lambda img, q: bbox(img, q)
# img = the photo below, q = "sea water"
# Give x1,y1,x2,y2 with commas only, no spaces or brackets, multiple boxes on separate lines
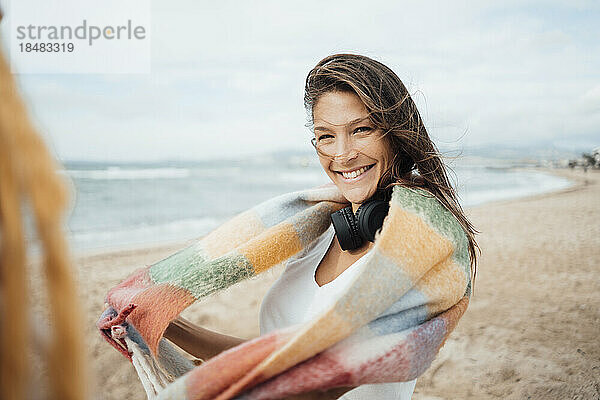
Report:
58,155,573,252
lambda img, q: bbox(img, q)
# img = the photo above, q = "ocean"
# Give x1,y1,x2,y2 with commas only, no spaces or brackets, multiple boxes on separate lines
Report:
59,154,573,252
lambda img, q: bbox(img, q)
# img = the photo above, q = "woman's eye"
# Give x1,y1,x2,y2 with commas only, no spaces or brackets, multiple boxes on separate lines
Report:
317,134,334,141
354,126,372,134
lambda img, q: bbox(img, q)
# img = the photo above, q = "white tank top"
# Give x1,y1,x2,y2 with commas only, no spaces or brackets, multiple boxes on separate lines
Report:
259,223,417,399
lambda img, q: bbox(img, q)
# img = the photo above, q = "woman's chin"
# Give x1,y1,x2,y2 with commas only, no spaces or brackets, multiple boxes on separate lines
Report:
338,186,377,205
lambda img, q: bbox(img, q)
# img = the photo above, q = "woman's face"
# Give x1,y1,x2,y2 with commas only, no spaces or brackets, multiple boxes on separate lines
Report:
312,91,394,208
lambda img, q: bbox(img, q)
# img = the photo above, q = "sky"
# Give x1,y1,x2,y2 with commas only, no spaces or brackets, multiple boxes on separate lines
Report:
1,0,599,162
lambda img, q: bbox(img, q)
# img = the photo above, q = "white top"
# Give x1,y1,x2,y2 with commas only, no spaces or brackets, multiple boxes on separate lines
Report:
259,223,417,399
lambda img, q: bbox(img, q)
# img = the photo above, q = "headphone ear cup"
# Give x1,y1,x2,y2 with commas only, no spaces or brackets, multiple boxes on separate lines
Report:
356,200,390,242
331,206,363,251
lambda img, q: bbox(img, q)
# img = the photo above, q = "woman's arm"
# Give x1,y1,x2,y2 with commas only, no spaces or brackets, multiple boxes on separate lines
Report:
165,317,353,399
163,315,246,360
285,387,354,399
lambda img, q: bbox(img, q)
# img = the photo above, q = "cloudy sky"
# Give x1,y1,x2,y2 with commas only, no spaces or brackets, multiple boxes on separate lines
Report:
1,0,599,161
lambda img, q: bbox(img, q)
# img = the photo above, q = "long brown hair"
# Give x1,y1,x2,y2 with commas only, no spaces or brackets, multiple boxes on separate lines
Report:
304,53,480,284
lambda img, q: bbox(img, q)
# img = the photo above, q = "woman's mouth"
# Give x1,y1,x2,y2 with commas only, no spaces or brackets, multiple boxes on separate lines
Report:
335,164,375,181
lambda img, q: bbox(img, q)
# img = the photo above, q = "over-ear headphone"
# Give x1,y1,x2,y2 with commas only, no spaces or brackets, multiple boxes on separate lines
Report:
331,191,391,251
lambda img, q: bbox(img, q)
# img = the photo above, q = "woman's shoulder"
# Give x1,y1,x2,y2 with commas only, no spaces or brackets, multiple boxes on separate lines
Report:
388,183,469,262
389,183,447,218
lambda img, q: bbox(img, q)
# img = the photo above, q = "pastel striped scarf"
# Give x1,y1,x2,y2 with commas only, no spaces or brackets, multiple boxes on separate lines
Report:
97,182,471,399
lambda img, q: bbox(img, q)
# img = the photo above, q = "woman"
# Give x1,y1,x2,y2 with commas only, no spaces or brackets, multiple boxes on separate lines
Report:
164,54,479,399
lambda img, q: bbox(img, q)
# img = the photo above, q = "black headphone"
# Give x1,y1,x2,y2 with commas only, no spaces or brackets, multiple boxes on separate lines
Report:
331,191,391,251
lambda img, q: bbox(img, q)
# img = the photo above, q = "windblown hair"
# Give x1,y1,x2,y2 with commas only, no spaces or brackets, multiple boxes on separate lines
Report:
304,53,480,283
0,39,87,399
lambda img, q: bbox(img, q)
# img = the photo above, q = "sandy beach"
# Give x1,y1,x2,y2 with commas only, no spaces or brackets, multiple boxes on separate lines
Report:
30,168,599,399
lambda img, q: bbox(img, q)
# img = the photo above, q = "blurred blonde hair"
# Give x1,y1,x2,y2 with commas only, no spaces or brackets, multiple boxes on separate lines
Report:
0,38,87,399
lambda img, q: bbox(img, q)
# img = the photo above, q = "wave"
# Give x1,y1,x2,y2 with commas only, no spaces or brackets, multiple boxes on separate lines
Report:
63,167,191,180
459,171,573,207
67,217,221,251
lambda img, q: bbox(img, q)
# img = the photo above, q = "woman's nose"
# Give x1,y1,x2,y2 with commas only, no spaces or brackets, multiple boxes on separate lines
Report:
333,134,354,155
332,140,359,163
334,151,359,164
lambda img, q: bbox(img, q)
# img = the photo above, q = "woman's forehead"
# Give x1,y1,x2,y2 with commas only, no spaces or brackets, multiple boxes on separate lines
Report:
313,91,370,129
313,116,371,133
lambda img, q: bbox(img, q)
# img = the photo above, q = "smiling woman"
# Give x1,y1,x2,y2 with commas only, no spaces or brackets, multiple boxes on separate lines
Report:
102,53,480,400
258,54,480,399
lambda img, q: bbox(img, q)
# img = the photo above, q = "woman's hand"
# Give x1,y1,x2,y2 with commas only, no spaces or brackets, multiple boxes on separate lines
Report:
163,315,246,361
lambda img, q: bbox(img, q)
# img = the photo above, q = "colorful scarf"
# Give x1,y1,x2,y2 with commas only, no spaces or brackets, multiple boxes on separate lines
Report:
97,182,471,399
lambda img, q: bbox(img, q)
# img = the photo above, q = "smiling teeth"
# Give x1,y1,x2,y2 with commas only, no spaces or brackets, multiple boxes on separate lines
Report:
341,165,372,179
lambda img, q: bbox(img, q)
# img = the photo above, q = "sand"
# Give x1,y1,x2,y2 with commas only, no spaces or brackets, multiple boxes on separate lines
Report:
29,168,600,399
